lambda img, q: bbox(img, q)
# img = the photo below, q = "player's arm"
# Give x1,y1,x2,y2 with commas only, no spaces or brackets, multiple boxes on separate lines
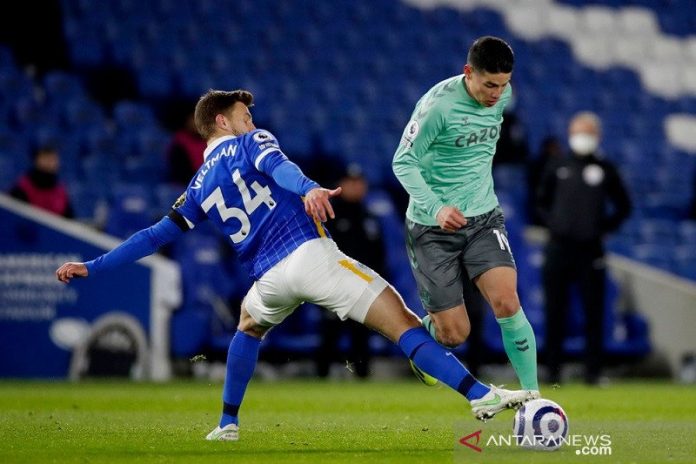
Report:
251,131,341,222
56,216,185,283
392,102,466,230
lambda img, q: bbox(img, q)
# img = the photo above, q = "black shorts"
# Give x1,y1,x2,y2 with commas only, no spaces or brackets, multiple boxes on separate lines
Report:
405,206,516,312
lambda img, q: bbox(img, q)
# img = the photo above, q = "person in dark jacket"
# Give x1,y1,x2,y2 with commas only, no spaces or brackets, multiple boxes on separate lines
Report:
536,111,631,385
526,136,564,225
167,111,207,185
9,145,74,218
316,163,385,378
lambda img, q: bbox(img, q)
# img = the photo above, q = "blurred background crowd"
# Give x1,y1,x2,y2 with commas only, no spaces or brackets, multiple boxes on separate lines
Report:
1,0,695,382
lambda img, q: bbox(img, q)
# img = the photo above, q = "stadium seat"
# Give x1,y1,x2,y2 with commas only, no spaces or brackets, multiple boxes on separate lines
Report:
66,181,106,222
170,305,213,358
673,245,696,280
64,97,106,130
43,71,85,100
113,101,157,130
678,221,696,244
13,95,55,128
631,244,676,272
636,219,677,245
172,232,238,310
104,184,155,239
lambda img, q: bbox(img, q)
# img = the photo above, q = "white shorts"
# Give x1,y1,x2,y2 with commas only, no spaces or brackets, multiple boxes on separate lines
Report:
244,238,388,327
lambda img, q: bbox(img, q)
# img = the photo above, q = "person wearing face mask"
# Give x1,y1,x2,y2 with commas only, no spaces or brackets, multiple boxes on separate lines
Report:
9,145,74,218
535,111,632,385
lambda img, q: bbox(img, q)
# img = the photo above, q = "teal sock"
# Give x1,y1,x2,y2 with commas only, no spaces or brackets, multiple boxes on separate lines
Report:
497,308,539,391
422,314,438,340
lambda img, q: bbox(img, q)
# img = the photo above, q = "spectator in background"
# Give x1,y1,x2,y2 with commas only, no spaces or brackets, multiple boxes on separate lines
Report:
315,163,384,378
526,136,564,225
493,97,529,166
535,111,632,385
9,145,74,218
167,110,207,185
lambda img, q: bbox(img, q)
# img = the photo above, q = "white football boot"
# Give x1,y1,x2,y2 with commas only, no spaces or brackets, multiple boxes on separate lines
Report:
470,385,539,421
206,423,239,441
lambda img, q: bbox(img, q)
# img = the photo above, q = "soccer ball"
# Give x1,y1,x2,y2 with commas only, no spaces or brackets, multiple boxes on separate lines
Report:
513,398,569,451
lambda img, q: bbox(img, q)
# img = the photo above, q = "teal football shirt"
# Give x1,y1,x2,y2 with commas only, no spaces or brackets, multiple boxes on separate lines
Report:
393,74,511,226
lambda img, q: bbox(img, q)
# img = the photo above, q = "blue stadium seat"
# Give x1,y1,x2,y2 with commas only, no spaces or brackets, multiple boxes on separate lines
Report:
154,183,185,213
0,153,23,191
636,219,678,245
170,232,252,355
258,303,322,358
113,101,157,130
65,29,106,68
673,245,696,281
104,183,155,239
515,243,545,328
66,181,105,221
43,71,85,100
82,126,121,158
678,220,696,244
642,193,690,220
137,65,175,98
170,305,212,358
631,244,676,272
0,68,33,101
13,96,55,128
64,97,107,130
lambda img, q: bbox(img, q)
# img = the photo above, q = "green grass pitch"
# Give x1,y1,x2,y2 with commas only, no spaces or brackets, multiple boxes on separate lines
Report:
0,379,694,463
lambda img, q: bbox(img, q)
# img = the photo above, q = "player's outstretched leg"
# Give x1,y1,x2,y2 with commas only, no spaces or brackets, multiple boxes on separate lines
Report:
206,329,260,441
207,306,267,441
364,287,529,421
399,326,533,420
408,315,439,386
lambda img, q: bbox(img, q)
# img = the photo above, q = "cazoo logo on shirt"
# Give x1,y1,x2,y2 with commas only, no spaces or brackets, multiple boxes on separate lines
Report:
455,125,501,147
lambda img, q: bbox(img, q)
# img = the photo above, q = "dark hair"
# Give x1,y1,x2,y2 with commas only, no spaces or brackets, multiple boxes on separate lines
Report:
194,89,254,140
467,36,514,74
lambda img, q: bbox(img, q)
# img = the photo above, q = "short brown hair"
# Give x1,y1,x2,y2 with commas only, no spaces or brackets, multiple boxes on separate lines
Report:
194,89,254,140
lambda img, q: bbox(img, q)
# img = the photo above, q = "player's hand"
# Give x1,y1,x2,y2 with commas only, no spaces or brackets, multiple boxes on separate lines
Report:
436,206,467,232
56,262,88,283
304,187,342,222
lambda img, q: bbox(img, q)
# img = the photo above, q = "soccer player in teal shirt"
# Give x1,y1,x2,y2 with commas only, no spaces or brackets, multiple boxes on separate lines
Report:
393,36,540,398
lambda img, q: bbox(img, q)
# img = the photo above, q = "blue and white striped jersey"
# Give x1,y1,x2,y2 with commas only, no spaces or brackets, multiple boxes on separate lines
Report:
171,129,328,279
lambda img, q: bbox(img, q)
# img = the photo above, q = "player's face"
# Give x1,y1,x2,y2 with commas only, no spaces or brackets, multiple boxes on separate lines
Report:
224,102,256,136
463,64,511,107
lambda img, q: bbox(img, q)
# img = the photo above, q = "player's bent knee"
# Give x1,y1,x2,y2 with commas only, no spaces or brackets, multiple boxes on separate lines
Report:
437,325,470,347
490,294,520,318
238,307,270,338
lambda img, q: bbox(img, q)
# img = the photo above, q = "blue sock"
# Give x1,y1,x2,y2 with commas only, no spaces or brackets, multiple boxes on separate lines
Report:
220,330,261,427
399,327,490,401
